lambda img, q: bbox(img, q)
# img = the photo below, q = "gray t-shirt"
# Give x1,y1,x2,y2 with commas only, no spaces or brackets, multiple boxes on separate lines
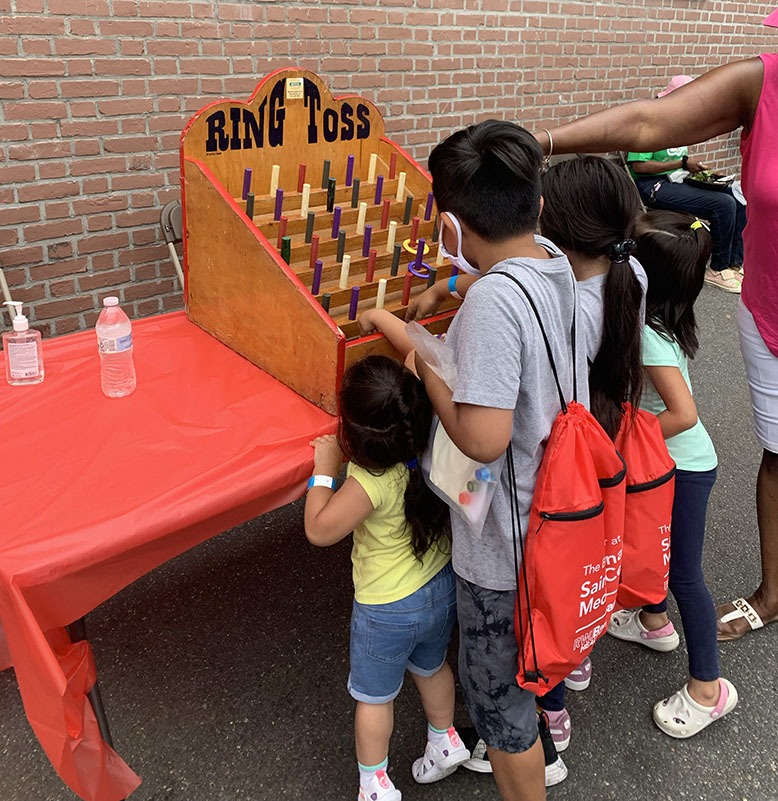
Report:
578,256,648,364
445,236,589,590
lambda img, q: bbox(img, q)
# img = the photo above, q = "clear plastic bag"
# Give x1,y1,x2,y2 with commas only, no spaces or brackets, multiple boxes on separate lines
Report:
406,322,504,536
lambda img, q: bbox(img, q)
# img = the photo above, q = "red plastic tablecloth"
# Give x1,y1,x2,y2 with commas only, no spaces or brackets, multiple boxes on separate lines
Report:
0,312,336,801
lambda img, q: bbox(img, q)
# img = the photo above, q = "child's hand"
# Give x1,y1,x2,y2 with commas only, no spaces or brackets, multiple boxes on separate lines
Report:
311,434,343,475
405,283,445,322
358,308,382,336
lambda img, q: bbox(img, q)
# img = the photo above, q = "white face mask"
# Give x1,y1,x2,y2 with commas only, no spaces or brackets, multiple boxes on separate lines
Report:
438,212,480,275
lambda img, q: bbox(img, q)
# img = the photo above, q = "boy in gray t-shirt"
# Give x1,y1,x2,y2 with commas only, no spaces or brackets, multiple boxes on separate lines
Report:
414,120,585,801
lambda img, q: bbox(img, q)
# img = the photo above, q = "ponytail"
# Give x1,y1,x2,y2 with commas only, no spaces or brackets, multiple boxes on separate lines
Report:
404,460,451,561
589,240,644,439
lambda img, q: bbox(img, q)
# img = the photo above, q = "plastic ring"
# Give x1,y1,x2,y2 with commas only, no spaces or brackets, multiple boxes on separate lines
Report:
408,261,431,279
403,238,430,256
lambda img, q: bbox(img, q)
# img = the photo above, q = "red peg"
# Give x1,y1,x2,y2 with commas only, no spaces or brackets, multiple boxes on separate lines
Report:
402,270,412,305
309,234,320,270
389,152,397,180
381,198,391,229
366,248,377,282
297,163,307,193
410,216,420,247
276,215,288,249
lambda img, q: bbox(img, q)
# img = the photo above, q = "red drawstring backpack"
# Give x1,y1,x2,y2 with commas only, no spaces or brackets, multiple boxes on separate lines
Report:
614,402,676,608
491,272,626,697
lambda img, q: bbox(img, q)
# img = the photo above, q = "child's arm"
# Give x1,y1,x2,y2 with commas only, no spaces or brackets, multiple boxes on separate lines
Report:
414,357,513,463
644,365,699,439
359,309,414,358
405,273,479,322
304,435,374,547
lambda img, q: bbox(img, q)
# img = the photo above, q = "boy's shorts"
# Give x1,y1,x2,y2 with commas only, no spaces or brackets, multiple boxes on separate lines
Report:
348,563,456,704
456,575,538,754
739,300,778,454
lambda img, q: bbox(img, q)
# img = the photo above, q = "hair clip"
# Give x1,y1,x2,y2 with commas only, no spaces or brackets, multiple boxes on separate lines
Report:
690,218,710,232
607,238,637,263
405,457,419,469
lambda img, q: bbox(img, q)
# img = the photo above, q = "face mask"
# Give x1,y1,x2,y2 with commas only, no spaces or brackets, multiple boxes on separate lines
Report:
438,212,480,275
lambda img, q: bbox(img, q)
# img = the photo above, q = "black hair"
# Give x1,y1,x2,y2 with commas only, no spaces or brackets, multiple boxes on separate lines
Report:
635,209,712,359
338,355,450,560
540,155,644,440
428,119,543,241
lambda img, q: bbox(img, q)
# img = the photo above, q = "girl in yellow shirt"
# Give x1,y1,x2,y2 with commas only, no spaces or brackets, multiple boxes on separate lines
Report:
305,354,468,801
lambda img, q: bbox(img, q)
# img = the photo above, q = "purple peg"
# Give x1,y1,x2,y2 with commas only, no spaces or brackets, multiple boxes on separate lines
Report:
242,168,252,201
312,259,323,295
348,285,360,320
362,224,373,258
374,175,384,205
273,188,284,221
346,154,355,187
424,192,434,221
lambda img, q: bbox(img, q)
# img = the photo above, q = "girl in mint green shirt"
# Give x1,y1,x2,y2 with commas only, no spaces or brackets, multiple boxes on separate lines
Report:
608,210,738,738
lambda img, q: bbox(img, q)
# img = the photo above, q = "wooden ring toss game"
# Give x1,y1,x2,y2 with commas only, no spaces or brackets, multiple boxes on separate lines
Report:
180,69,459,414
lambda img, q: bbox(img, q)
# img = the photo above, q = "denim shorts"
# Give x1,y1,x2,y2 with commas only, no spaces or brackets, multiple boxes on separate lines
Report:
456,576,538,754
348,563,456,704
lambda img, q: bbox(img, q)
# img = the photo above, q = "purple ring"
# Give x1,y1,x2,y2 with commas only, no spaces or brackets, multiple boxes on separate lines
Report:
408,261,431,279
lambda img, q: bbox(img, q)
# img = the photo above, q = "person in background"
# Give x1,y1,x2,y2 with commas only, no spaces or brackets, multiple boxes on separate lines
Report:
625,74,746,294
535,25,778,642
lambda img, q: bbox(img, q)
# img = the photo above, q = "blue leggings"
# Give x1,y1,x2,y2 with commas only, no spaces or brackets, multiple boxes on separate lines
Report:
643,467,719,682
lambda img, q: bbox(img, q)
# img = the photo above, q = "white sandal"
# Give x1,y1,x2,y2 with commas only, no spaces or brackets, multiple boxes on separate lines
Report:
717,596,765,641
653,678,738,738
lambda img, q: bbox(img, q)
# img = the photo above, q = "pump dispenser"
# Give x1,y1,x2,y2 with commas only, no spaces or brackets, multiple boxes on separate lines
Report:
3,301,44,385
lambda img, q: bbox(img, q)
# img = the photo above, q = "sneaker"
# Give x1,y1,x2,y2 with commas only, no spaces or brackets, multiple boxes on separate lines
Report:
459,722,568,787
704,267,742,293
537,711,568,787
653,678,738,738
358,768,402,801
411,727,470,784
543,707,571,752
608,608,680,652
459,728,491,774
564,656,592,691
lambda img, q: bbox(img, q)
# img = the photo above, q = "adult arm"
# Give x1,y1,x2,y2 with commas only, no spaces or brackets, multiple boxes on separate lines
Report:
538,58,763,154
630,157,708,175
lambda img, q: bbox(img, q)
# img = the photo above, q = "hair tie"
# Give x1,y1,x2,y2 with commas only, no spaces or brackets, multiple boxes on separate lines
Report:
405,457,419,470
690,218,710,232
607,238,637,263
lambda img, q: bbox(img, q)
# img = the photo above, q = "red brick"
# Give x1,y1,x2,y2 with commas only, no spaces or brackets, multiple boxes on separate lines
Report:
35,295,94,320
78,268,132,292
77,231,130,255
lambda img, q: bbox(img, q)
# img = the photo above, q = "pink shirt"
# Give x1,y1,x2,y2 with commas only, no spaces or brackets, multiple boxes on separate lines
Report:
740,54,778,356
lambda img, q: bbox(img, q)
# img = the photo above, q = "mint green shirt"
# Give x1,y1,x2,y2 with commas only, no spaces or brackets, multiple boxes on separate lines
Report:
627,146,688,179
640,325,717,472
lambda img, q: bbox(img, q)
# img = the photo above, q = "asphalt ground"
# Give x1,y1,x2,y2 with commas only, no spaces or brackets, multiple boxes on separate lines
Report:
2,285,777,801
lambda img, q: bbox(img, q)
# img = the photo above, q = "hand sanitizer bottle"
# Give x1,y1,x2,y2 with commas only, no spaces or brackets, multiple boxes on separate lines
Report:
2,301,44,386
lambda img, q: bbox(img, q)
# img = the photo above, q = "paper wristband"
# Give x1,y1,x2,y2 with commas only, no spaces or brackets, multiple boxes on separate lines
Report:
307,474,337,490
448,274,463,300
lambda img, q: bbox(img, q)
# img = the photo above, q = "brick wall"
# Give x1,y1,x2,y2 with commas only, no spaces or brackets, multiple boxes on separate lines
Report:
0,0,774,336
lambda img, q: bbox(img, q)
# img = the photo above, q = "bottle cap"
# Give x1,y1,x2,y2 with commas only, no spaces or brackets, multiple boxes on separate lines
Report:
103,296,119,307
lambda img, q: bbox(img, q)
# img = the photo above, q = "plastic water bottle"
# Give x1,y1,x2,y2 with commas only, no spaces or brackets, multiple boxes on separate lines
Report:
96,296,136,397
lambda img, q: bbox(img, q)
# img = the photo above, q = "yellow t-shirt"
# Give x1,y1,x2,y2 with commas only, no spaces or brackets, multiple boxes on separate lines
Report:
347,462,451,605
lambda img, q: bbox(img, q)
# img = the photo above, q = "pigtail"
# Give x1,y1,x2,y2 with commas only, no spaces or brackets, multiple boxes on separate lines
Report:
589,239,644,439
